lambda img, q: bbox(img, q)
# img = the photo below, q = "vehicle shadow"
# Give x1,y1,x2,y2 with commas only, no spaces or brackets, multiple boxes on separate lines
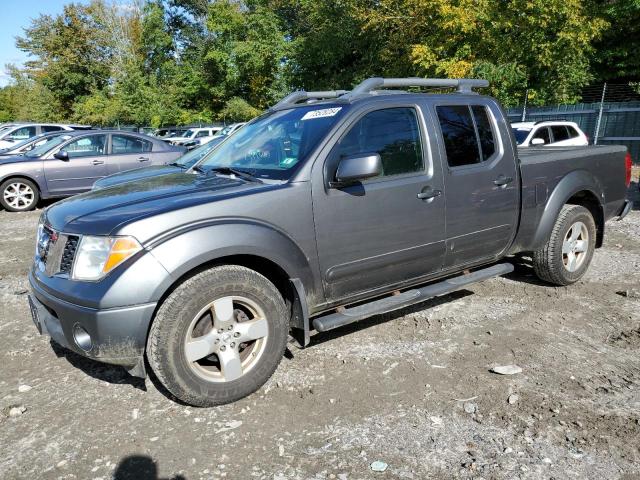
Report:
309,289,474,347
502,255,551,286
50,341,146,390
113,455,186,480
628,180,639,209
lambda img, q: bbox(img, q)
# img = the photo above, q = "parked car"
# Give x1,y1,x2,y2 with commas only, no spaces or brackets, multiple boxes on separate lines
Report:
0,131,67,157
92,136,225,190
0,123,91,149
27,77,632,407
512,121,589,147
0,130,185,211
181,123,246,150
152,127,187,139
165,126,223,146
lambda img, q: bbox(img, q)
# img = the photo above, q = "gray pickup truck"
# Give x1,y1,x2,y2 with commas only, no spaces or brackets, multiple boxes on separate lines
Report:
27,77,633,407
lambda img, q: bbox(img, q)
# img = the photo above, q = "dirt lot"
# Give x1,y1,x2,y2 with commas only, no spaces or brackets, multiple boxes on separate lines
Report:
1,181,639,480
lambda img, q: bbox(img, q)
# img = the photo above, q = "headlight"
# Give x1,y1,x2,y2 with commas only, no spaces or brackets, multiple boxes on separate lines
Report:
72,236,142,281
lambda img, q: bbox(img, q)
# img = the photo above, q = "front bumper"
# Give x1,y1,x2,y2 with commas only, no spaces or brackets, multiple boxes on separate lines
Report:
28,270,156,377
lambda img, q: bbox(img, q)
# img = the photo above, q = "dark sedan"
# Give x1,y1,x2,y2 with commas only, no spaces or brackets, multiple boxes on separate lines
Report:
0,130,185,211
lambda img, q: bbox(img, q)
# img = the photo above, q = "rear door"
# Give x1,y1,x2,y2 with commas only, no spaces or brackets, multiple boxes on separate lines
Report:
312,104,446,301
109,134,154,174
434,101,519,268
44,134,109,195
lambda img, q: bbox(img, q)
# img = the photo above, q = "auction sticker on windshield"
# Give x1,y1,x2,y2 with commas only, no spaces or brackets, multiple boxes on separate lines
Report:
301,107,342,120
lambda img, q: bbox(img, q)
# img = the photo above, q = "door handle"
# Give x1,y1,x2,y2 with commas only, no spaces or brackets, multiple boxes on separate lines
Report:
417,187,442,200
138,157,150,162
92,159,105,165
493,175,514,187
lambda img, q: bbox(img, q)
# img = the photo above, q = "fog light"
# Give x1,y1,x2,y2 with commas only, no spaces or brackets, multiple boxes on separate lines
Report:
72,324,92,351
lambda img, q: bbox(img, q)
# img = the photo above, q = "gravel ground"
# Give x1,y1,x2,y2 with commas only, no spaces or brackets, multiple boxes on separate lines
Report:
1,180,639,480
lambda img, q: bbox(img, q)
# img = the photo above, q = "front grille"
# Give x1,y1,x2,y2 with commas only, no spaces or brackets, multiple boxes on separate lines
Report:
59,236,79,274
36,224,80,277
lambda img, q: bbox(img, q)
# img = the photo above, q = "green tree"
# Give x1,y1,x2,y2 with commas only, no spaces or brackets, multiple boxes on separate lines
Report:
16,1,113,118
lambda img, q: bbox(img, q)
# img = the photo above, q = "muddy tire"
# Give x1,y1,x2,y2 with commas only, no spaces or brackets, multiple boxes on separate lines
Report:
533,205,596,286
0,178,40,212
147,265,289,407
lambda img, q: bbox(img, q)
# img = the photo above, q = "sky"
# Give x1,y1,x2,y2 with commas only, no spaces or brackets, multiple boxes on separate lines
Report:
0,0,89,86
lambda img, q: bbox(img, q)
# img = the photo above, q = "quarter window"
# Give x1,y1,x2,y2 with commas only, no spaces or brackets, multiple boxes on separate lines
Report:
337,107,423,177
112,135,152,154
64,135,107,158
471,106,496,160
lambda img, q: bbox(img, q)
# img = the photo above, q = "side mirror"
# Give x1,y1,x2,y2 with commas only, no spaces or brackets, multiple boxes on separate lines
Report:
54,150,69,161
331,153,382,187
530,138,545,146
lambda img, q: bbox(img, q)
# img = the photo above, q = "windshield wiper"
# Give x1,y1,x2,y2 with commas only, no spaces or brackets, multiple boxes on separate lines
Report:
209,167,263,183
168,161,188,169
191,164,206,174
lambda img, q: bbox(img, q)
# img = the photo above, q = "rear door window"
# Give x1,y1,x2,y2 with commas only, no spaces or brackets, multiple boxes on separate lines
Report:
567,126,580,138
551,126,570,142
436,105,481,167
337,107,423,177
42,126,64,133
111,135,152,154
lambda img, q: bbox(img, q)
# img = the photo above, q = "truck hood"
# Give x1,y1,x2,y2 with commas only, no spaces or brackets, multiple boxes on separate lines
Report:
92,165,182,190
44,172,275,236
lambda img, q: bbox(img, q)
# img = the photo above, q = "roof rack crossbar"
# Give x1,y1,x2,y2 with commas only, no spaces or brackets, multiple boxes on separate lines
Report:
274,90,349,108
351,77,489,95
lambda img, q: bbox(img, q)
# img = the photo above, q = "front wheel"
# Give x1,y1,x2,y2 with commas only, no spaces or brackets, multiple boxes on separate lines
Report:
0,178,40,212
533,204,596,286
147,265,289,406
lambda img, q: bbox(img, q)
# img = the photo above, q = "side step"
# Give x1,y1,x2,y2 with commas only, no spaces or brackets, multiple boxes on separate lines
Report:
312,263,514,333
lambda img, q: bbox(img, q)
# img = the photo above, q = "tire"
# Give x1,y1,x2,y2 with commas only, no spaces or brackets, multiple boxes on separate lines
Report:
0,178,40,212
147,265,289,407
533,205,596,286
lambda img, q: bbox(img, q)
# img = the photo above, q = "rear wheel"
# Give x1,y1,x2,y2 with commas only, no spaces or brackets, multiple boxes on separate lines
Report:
147,265,289,406
0,178,39,212
533,205,596,285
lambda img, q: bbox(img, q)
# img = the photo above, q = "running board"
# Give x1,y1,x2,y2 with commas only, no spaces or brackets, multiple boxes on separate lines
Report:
312,263,514,333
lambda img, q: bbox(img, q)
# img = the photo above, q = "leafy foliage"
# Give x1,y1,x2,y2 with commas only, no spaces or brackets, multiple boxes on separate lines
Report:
0,0,636,124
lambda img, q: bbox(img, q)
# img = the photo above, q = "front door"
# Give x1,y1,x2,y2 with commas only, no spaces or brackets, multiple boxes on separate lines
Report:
434,102,519,268
44,134,109,195
312,105,446,301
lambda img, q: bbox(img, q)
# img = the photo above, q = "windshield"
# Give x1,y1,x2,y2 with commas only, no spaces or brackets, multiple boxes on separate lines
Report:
10,133,64,153
174,140,222,167
512,128,532,145
197,105,346,180
25,134,73,158
183,129,196,138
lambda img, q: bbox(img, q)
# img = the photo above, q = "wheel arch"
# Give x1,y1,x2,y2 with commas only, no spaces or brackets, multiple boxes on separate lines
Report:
529,170,605,250
145,223,318,346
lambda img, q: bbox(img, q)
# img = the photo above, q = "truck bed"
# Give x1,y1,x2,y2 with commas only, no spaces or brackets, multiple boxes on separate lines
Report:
511,145,628,253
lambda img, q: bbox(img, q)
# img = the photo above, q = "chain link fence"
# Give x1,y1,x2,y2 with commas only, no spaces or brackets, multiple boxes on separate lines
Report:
506,83,640,164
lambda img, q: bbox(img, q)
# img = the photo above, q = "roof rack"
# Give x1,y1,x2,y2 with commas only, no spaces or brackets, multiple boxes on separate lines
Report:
350,77,489,95
273,90,349,108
